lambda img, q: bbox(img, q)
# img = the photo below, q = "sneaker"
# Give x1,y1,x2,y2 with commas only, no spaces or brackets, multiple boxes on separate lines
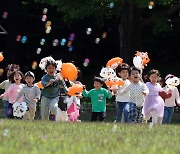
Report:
51,114,56,121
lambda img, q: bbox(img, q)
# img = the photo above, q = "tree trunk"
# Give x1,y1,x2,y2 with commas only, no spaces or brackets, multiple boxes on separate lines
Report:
119,2,142,64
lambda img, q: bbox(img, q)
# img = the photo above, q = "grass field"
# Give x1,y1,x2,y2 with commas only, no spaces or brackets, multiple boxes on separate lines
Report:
0,120,180,154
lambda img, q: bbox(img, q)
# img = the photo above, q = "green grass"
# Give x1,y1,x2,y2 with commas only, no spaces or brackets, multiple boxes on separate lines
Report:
0,120,180,154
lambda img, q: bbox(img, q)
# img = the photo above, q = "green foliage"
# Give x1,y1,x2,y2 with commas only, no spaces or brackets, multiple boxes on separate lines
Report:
153,18,173,35
0,120,180,153
34,0,179,34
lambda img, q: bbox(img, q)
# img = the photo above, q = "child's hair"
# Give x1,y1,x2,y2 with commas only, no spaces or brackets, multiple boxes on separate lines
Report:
9,70,24,83
6,64,20,72
147,69,160,78
94,77,104,85
116,63,130,75
76,68,81,81
158,77,164,87
25,71,35,78
45,60,57,69
130,66,141,75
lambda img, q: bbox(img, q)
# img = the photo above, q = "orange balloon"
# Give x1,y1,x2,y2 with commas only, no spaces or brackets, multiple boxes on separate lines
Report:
61,63,78,81
106,57,123,68
68,84,83,96
105,79,124,87
0,53,4,62
36,81,44,89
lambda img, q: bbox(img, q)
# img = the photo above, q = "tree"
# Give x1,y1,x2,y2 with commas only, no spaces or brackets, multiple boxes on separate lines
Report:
34,0,180,63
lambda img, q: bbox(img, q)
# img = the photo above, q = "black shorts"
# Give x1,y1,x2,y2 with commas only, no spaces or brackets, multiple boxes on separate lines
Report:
91,112,106,122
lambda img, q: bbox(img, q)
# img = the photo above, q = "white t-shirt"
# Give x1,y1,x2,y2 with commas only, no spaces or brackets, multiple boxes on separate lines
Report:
163,86,180,107
115,79,131,102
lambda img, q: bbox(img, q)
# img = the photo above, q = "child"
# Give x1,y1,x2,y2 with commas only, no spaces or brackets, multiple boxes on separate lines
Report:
0,70,24,118
67,69,82,122
15,71,41,120
41,59,68,121
162,74,180,124
114,63,131,123
0,64,20,118
67,96,81,122
143,69,171,125
119,66,149,123
82,77,113,122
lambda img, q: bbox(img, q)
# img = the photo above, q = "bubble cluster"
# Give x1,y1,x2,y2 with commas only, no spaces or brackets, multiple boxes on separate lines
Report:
109,2,114,9
16,35,21,42
102,32,107,38
52,39,59,46
83,58,90,67
45,21,52,34
69,33,75,41
68,46,73,52
40,38,45,45
148,1,154,9
86,28,92,35
32,61,38,69
2,12,8,19
21,36,27,43
36,48,41,54
43,8,48,14
60,38,66,46
95,38,100,44
42,15,47,22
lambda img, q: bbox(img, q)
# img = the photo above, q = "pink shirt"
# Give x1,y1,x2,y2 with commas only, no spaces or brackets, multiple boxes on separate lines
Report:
2,83,24,104
163,86,180,107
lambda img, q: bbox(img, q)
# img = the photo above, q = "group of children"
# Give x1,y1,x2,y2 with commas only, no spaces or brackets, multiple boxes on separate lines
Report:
0,60,179,125
112,64,179,125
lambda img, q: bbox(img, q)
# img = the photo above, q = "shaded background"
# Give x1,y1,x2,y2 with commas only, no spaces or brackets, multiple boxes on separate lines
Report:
0,0,180,87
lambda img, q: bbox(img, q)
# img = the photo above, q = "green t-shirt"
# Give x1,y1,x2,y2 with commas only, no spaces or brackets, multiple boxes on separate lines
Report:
83,88,112,112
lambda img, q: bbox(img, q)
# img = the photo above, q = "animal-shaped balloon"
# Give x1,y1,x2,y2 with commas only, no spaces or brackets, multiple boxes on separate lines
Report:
133,56,143,69
135,51,150,66
67,84,83,96
99,67,116,80
56,108,68,122
106,57,123,69
35,81,44,89
105,77,124,89
165,74,180,89
56,60,62,71
133,51,150,69
39,56,55,71
13,102,28,118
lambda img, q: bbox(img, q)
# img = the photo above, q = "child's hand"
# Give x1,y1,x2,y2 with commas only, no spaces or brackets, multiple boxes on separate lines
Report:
142,92,147,96
33,98,39,103
111,88,117,94
168,89,172,94
83,85,86,90
0,94,4,99
56,73,63,80
49,79,55,84
77,104,80,110
76,95,83,99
